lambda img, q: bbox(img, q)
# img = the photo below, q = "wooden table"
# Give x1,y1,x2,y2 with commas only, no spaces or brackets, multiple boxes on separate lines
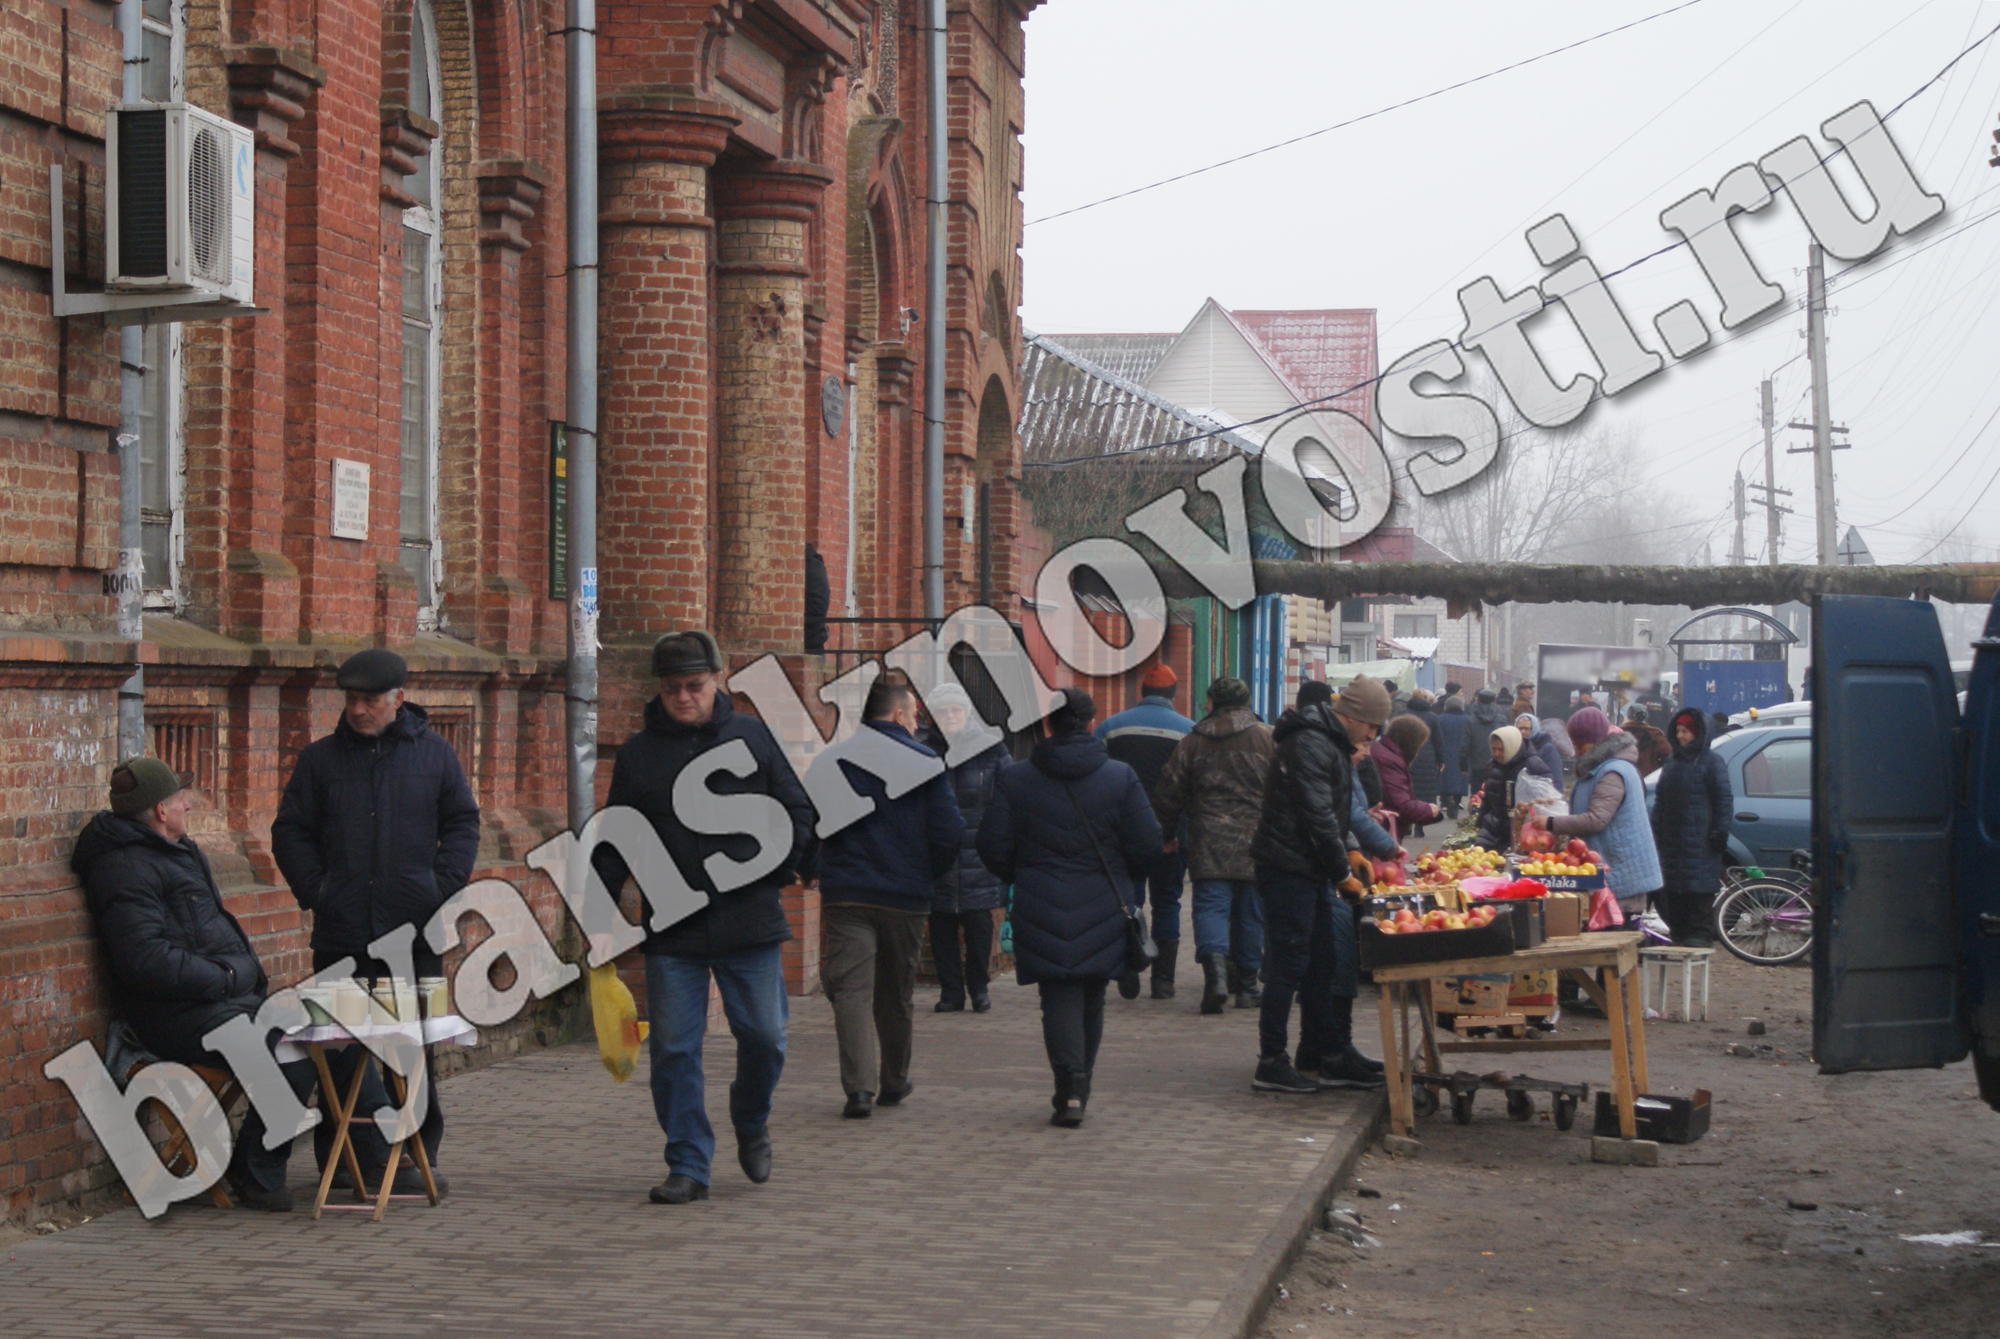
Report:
276,1017,475,1221
1372,932,1647,1143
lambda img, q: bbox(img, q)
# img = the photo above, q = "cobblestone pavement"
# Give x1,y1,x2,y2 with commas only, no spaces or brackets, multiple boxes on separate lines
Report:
1,943,1375,1339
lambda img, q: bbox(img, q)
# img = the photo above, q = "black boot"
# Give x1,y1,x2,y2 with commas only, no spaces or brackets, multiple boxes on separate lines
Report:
1225,958,1243,996
1233,959,1262,1009
1052,1070,1088,1127
1198,951,1228,1015
1150,938,1178,999
1680,894,1718,948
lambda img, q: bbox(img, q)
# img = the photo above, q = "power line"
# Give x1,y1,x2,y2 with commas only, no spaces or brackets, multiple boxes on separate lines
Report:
1906,456,2000,560
1025,0,1715,227
1023,18,2000,469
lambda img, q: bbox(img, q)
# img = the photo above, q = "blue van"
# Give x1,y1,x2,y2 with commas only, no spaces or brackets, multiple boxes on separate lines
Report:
1814,591,2000,1106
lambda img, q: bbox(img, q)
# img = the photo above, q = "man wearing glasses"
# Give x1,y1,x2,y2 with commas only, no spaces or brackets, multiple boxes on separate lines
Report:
591,630,817,1205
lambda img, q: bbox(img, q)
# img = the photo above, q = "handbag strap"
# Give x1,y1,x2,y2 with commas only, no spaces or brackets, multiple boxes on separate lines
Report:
1061,781,1140,916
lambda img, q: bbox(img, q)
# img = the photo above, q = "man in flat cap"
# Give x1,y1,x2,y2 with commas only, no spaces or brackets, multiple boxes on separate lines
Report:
591,629,817,1205
272,648,480,1194
73,759,318,1210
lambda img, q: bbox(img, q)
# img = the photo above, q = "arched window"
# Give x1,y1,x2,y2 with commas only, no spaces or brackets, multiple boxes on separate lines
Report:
398,0,443,624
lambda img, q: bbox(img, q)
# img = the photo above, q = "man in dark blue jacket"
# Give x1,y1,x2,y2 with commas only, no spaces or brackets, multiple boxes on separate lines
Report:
591,629,818,1205
813,678,962,1119
272,648,480,1195
1094,663,1194,999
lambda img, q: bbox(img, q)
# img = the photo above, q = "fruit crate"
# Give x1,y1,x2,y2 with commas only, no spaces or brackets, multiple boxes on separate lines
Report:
1358,916,1515,969
1516,869,1606,892
1504,867,1608,895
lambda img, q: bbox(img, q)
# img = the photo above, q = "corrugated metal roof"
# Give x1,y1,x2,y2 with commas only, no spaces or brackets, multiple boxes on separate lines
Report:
1039,333,1175,384
1230,309,1379,428
1017,330,1262,466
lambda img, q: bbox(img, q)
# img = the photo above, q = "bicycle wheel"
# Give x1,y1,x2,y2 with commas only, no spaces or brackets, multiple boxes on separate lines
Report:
1715,879,1813,966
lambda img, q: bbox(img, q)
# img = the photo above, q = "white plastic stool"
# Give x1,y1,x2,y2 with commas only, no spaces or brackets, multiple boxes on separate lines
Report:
1639,946,1713,1022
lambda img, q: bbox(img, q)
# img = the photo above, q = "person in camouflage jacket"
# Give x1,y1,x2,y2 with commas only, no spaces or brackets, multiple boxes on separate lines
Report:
1152,677,1275,1013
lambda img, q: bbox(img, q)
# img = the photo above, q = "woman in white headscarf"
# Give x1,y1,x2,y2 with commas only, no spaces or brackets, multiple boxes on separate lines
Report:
1473,725,1553,851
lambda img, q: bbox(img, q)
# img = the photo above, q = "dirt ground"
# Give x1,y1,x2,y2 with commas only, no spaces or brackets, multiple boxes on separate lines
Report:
1257,950,2000,1339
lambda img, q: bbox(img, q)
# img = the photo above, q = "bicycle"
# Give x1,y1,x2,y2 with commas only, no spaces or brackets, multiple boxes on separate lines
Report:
1712,862,1814,966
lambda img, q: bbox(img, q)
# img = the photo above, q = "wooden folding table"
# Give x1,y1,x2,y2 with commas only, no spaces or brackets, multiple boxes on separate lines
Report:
275,1016,475,1221
1371,931,1647,1143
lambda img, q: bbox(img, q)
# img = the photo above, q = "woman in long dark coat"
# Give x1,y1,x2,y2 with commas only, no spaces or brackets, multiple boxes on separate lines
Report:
1433,695,1471,817
1397,692,1446,816
977,689,1162,1127
1649,707,1732,947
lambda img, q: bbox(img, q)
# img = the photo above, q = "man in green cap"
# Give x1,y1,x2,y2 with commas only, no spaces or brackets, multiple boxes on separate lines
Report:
72,758,316,1210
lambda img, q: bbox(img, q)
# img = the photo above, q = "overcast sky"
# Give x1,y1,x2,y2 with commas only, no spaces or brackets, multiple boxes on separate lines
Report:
1019,0,2000,567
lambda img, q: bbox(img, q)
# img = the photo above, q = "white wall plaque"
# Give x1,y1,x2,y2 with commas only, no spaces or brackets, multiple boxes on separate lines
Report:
332,459,370,540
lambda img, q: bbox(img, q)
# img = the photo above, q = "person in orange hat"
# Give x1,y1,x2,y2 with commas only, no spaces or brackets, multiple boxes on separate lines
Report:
1093,662,1193,1000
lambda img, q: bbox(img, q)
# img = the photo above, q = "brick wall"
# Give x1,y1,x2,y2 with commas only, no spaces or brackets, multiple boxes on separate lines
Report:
0,0,1044,1226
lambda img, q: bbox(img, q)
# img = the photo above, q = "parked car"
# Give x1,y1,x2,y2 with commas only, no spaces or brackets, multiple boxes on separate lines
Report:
1645,724,1812,869
1725,700,1811,730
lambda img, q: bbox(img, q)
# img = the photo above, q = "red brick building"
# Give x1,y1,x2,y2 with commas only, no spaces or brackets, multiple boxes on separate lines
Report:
0,0,1039,1223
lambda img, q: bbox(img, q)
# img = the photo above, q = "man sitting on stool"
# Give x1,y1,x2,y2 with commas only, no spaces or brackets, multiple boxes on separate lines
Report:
72,758,316,1211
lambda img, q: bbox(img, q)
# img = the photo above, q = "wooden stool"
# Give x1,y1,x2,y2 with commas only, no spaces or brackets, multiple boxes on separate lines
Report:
138,1062,244,1208
1640,946,1713,1022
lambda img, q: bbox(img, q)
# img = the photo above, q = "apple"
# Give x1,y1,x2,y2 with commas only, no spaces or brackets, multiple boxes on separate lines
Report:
1566,838,1588,859
1394,908,1418,926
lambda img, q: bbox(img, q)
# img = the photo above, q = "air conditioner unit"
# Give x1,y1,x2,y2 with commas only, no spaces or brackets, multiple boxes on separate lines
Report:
105,103,254,303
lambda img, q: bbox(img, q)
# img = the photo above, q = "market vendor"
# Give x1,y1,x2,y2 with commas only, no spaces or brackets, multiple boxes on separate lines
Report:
1527,723,1662,922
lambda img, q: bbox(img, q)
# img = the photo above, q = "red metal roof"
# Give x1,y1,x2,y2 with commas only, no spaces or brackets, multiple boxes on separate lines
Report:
1228,308,1379,428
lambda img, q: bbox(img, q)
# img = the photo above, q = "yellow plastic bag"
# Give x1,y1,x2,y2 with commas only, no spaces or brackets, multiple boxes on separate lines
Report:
589,962,649,1083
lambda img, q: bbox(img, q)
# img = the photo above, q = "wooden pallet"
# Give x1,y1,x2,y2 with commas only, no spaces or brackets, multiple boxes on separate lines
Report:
1449,1013,1533,1038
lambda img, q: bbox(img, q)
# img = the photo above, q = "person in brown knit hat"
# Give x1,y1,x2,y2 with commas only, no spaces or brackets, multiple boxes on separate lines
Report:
1245,675,1391,1094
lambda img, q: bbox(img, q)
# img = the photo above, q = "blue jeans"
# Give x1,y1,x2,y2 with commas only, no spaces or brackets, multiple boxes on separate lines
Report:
1190,878,1264,976
644,946,788,1186
1145,849,1187,943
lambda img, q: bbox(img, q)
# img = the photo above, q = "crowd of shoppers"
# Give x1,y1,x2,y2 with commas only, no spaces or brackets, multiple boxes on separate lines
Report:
84,621,1736,1214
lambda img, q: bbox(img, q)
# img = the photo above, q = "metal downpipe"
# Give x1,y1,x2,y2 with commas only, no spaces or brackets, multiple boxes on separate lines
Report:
921,0,947,621
115,0,145,759
564,0,600,833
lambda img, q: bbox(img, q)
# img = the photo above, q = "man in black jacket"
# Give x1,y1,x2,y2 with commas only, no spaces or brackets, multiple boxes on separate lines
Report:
76,758,315,1211
272,648,480,1195
591,629,817,1205
812,679,962,1119
1247,677,1392,1094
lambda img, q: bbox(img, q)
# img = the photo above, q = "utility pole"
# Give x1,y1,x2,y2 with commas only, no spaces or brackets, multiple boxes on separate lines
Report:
1803,244,1839,563
1730,470,1747,565
1748,378,1793,567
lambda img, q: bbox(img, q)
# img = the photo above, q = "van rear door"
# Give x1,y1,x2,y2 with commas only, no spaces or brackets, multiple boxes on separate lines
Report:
1955,596,2000,1101
1813,594,1967,1073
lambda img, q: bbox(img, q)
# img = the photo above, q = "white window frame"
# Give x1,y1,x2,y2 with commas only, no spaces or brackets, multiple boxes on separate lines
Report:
137,0,184,609
400,0,444,631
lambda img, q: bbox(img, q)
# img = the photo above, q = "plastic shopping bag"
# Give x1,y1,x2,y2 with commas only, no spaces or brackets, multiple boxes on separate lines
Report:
1586,887,1626,931
589,961,649,1083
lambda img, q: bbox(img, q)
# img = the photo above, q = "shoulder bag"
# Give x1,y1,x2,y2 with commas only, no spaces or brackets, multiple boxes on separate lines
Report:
1062,781,1157,975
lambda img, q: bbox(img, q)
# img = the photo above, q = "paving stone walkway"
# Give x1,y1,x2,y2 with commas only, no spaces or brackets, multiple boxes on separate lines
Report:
0,945,1377,1339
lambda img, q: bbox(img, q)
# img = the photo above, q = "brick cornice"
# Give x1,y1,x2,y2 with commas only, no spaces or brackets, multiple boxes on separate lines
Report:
713,158,837,223
599,92,739,166
379,100,440,209
476,158,547,252
224,43,326,160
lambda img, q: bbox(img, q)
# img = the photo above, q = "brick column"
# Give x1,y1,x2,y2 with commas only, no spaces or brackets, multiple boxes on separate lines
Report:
594,96,735,739
471,159,546,655
215,45,324,645
711,159,835,655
